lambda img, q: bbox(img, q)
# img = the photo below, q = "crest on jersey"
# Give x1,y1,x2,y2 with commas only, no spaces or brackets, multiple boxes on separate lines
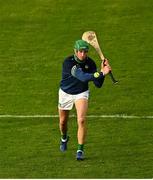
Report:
85,65,89,69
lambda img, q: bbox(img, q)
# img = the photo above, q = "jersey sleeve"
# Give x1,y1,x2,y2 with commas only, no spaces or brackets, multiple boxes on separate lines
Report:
93,75,105,88
88,60,105,88
71,65,105,87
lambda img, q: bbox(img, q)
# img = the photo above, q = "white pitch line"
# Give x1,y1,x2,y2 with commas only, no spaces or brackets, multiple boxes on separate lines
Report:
0,114,153,119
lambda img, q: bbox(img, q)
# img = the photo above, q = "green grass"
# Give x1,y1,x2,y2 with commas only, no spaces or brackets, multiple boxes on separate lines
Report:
0,0,153,178
0,117,153,178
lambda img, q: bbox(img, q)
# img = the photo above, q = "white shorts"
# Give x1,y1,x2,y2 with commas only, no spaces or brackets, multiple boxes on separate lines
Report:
58,89,89,110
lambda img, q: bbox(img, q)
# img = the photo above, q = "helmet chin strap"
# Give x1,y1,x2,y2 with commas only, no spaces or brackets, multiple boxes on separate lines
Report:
74,50,79,60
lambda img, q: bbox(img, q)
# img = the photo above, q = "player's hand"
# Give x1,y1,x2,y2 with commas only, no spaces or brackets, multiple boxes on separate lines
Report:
101,58,111,75
102,65,111,75
103,58,110,66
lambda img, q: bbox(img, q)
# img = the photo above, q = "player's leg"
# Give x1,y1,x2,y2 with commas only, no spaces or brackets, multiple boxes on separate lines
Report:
59,109,69,140
59,109,70,152
58,89,73,151
75,98,88,144
75,98,88,160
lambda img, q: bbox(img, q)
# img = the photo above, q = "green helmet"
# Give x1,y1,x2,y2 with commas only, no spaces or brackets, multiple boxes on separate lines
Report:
74,39,89,51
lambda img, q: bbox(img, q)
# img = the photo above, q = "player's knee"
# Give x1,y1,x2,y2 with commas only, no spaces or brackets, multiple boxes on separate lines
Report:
77,117,86,126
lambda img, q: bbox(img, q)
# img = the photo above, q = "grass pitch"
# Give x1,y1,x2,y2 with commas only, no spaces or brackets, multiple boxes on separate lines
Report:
0,0,153,178
0,117,153,178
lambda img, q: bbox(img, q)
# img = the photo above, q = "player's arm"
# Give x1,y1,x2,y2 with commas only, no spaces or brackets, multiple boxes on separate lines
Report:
71,65,104,83
92,59,112,88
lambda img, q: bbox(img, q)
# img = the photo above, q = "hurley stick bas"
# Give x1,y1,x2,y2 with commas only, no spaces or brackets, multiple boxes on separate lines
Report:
82,31,118,84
